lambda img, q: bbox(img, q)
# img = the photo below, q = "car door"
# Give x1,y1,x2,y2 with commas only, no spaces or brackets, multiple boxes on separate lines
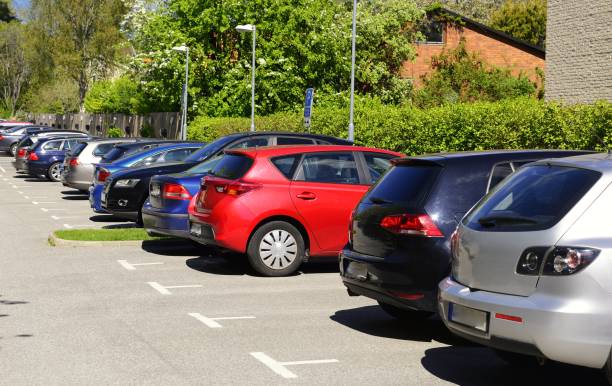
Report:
289,151,368,253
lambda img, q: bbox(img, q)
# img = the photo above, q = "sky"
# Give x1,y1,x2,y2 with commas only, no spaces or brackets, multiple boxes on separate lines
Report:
11,0,29,11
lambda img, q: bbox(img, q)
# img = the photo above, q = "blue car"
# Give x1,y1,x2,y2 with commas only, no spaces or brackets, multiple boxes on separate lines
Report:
142,131,354,238
89,142,205,213
26,137,90,181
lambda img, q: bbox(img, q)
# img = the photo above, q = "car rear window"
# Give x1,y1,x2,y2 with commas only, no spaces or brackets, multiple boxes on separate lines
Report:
211,154,254,180
365,164,441,206
101,147,128,162
71,142,88,157
93,143,117,157
465,165,601,232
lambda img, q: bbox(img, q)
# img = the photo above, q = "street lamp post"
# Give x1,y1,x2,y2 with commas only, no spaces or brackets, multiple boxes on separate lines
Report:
348,0,357,142
236,24,256,132
172,45,189,140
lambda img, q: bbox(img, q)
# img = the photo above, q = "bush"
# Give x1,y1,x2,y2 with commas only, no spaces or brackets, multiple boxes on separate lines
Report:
140,123,154,138
188,97,612,155
107,127,123,138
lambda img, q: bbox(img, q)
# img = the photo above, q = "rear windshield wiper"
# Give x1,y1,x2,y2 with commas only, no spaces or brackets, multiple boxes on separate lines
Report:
369,196,392,204
478,215,538,227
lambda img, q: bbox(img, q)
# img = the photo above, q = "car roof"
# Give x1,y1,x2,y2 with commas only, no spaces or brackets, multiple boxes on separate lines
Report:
397,149,594,166
226,145,401,158
528,152,612,174
114,140,200,150
220,131,353,144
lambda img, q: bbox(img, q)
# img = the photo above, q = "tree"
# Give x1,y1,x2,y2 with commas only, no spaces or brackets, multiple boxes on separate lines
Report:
29,0,128,111
416,0,504,23
0,1,15,23
489,0,546,47
0,22,30,116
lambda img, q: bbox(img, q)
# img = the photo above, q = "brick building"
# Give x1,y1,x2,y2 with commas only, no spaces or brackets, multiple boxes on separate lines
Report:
402,9,545,87
545,0,612,103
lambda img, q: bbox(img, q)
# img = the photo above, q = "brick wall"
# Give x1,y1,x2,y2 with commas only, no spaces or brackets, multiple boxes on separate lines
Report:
546,0,612,103
402,23,545,87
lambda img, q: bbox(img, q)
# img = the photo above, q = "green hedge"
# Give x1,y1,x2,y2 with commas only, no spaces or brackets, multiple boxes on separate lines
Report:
188,97,612,155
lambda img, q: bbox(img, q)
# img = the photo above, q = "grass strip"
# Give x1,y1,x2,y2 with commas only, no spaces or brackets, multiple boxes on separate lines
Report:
53,228,168,242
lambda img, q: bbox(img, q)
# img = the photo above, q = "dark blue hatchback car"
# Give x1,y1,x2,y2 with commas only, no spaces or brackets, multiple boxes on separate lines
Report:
339,150,593,320
26,136,89,181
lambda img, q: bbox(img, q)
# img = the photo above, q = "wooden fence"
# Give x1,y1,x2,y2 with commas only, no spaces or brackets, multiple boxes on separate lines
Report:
25,112,182,139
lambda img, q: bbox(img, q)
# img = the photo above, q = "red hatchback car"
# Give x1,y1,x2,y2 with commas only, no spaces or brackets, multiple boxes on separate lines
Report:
188,145,402,276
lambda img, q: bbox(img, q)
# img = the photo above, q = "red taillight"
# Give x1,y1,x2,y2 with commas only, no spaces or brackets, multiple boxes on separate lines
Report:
69,158,79,167
17,148,25,158
27,152,39,161
380,214,443,237
187,194,198,215
389,291,425,301
97,168,110,183
0,135,4,140
163,183,191,200
205,176,261,197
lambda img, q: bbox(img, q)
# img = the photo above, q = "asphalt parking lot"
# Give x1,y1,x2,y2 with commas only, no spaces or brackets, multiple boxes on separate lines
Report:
0,154,607,385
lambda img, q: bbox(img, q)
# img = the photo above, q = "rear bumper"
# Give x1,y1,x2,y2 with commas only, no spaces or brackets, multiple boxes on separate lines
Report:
26,162,47,178
339,248,439,313
14,158,27,172
438,277,611,369
142,207,190,239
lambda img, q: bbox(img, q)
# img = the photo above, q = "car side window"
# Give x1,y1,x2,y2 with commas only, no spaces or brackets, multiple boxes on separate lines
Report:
62,139,79,150
276,137,315,145
133,152,163,167
229,137,270,149
161,148,198,162
42,140,62,151
297,152,359,184
363,152,396,183
487,162,514,192
271,155,301,179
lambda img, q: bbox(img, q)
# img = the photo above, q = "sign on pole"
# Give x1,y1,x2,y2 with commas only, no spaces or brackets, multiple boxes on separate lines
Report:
304,88,314,129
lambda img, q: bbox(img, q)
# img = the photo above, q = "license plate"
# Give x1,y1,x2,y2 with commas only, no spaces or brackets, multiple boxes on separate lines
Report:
345,262,367,281
101,191,106,203
449,303,489,332
190,223,202,237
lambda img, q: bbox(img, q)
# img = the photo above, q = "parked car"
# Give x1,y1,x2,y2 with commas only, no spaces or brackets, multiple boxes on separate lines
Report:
0,121,32,131
25,136,92,181
438,153,612,384
339,150,592,320
13,131,90,172
188,145,401,276
90,142,205,214
134,131,353,237
0,125,51,155
61,138,146,192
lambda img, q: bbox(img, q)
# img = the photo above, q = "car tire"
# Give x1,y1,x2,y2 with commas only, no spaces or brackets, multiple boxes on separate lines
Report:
493,349,543,368
604,349,612,386
377,301,433,321
247,221,305,277
47,162,62,182
9,143,17,156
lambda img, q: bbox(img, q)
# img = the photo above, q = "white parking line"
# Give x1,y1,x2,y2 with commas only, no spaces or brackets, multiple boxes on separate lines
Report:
147,281,202,295
0,166,5,173
51,215,82,220
250,352,339,379
32,201,57,205
41,208,66,212
188,313,256,329
63,224,96,229
117,260,164,271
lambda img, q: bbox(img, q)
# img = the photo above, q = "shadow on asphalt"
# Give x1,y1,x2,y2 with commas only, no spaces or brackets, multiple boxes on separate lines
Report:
141,239,201,257
61,195,89,201
103,223,141,229
420,346,607,386
330,305,465,346
89,215,130,223
61,190,87,195
23,178,51,183
12,174,28,179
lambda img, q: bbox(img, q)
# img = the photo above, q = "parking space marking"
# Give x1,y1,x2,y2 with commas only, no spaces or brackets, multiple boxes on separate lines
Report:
51,215,81,220
41,208,66,212
62,224,97,229
147,281,202,295
250,352,338,379
32,201,57,205
117,260,164,271
188,313,256,328
0,166,5,173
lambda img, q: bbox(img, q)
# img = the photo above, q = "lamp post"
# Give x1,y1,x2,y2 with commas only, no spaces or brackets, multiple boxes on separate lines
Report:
236,24,256,132
348,0,357,142
172,45,189,140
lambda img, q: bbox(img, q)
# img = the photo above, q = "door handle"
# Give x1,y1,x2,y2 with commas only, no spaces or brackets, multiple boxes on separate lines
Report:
296,192,317,200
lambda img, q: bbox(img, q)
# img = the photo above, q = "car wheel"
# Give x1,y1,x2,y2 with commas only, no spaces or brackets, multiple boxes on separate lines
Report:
247,221,305,277
9,143,17,156
377,301,433,321
493,349,544,368
47,162,62,182
604,349,612,386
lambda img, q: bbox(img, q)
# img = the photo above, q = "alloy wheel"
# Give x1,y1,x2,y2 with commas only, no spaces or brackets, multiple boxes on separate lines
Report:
49,163,62,181
258,229,298,270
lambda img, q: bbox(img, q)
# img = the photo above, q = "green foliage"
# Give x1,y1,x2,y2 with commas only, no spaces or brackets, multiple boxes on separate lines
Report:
22,76,80,114
107,127,123,138
139,123,154,138
0,1,15,23
84,77,146,114
189,98,612,154
417,0,504,23
489,0,546,47
413,43,536,108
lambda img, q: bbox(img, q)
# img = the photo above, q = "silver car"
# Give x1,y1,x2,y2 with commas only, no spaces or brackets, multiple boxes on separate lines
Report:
61,138,139,192
439,153,612,383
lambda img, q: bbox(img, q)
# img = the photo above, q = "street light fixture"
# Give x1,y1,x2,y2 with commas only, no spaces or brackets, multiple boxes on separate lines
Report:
236,24,256,132
172,45,189,140
348,0,357,142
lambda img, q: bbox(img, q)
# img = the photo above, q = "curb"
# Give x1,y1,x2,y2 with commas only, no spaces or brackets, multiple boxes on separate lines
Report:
48,233,147,248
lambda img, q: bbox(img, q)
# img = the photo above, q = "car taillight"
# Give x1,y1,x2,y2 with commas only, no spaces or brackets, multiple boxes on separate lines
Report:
380,214,443,237
214,181,261,196
163,183,191,200
97,168,110,183
0,135,4,140
27,152,39,161
17,148,25,158
69,158,79,167
542,247,600,276
187,194,198,215
450,230,459,260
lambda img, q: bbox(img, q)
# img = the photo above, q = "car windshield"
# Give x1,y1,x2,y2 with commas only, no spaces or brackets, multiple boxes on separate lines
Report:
465,165,601,232
183,155,224,175
183,135,239,163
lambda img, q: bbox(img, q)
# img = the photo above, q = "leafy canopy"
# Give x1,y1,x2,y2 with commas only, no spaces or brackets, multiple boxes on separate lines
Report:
489,0,546,47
